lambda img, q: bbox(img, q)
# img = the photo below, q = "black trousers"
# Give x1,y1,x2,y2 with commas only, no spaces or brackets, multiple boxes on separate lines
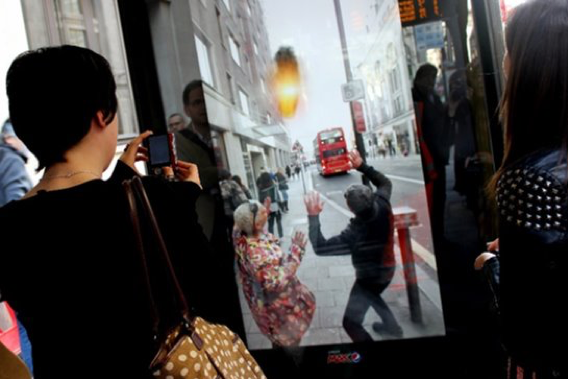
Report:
343,278,399,342
268,211,283,237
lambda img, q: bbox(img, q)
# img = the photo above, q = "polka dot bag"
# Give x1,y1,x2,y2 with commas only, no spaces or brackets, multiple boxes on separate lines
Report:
124,177,267,379
149,317,266,379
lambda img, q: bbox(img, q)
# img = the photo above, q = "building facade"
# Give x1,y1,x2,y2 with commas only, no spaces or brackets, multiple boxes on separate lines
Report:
19,0,292,193
147,0,291,194
353,0,417,157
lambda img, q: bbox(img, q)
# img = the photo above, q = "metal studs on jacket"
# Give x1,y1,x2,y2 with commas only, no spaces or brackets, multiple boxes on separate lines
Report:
497,167,567,233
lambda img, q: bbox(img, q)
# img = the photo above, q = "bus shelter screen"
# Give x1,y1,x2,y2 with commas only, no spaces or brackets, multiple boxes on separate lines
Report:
223,0,446,350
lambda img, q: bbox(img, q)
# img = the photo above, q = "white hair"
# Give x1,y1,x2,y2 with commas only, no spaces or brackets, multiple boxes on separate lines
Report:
233,200,263,236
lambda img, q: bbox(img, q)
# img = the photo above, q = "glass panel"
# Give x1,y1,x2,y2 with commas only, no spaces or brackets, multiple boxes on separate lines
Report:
142,0,509,374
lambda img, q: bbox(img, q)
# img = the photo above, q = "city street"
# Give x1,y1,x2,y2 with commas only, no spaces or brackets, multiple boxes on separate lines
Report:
239,156,446,350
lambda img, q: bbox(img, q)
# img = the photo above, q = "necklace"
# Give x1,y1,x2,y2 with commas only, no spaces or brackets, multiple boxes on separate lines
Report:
41,170,102,181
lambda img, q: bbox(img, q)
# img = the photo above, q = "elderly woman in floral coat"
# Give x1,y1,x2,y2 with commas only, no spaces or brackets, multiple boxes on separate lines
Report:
233,199,315,347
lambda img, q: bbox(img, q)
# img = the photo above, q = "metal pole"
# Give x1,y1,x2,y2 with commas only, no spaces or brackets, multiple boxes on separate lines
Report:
397,227,423,324
300,164,307,194
332,0,369,185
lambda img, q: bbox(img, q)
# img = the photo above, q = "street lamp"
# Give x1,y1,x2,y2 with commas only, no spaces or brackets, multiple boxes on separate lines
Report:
333,0,369,185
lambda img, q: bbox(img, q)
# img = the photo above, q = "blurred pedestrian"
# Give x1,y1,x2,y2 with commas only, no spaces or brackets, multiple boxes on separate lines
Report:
0,119,34,372
166,113,186,133
219,169,247,227
412,63,451,246
0,120,32,207
275,168,289,212
232,175,252,199
257,172,283,237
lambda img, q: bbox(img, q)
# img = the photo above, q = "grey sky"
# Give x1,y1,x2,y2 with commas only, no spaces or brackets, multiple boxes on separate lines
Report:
262,0,359,156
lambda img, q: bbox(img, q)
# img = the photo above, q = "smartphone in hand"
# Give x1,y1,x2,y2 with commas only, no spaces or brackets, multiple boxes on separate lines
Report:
144,133,177,175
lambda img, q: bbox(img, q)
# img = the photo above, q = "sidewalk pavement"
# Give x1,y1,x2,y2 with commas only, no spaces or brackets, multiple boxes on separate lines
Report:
239,168,445,349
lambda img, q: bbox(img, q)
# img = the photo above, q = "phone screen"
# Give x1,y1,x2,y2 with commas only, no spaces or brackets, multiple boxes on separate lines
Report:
148,135,171,166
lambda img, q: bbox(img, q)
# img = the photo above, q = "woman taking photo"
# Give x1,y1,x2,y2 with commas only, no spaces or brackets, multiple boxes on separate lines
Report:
0,46,219,378
478,1,568,377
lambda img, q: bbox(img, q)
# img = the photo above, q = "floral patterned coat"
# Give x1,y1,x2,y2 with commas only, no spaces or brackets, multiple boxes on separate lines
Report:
233,231,316,346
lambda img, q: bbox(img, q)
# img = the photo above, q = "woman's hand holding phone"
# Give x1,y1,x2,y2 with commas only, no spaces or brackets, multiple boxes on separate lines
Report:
119,130,152,174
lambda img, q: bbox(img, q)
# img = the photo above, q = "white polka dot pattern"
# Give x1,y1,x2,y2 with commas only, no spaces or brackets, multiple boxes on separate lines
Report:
150,317,266,379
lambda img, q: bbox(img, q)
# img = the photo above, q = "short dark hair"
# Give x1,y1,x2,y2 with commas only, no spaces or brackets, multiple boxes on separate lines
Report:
182,80,204,106
6,45,117,170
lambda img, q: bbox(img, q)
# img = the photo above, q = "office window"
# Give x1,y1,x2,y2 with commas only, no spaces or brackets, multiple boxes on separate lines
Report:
226,73,235,104
59,0,82,15
195,34,215,87
68,28,87,47
239,88,250,116
229,35,241,66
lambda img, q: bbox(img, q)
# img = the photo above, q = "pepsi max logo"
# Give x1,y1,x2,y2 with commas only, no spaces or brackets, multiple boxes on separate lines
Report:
327,351,362,364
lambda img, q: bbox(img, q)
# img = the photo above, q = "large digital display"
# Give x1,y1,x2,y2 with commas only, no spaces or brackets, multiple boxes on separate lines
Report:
398,0,441,26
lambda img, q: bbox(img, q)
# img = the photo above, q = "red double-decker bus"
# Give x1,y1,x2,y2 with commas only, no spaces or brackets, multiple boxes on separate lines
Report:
313,127,350,176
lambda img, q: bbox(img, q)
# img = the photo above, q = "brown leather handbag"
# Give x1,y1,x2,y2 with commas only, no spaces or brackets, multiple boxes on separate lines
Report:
123,177,266,379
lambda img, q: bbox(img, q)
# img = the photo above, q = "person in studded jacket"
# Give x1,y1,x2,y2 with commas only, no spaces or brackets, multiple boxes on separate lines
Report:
476,1,568,377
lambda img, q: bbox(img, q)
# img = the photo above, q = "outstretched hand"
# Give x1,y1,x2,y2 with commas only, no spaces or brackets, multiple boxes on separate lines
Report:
304,191,324,216
292,231,307,249
119,130,152,175
349,149,364,169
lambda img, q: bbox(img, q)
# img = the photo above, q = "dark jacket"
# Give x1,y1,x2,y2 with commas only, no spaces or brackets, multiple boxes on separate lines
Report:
494,148,567,372
0,162,224,378
412,86,451,166
174,127,219,239
308,163,395,282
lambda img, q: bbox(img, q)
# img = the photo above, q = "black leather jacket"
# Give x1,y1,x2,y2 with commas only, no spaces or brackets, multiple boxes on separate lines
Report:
494,148,567,372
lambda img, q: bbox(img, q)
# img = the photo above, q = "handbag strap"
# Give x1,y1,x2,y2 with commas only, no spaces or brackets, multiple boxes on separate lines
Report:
123,177,193,337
